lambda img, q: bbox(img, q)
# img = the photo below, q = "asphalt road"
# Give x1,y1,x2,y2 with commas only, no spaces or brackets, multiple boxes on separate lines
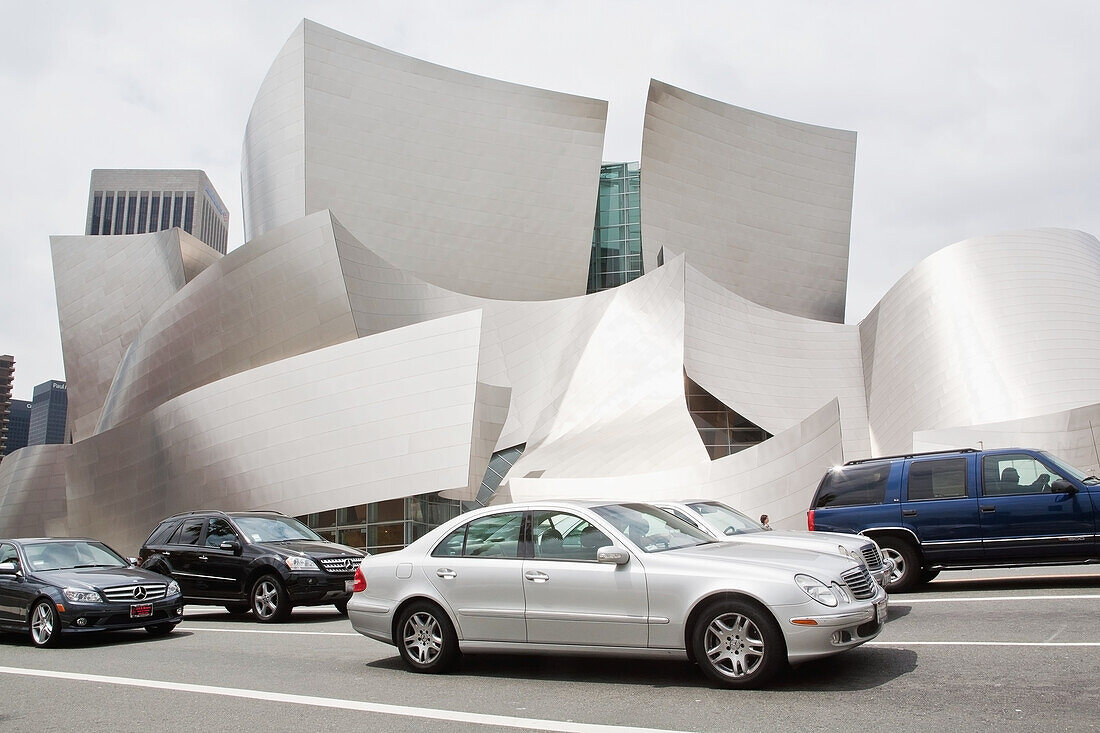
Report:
2,567,1098,733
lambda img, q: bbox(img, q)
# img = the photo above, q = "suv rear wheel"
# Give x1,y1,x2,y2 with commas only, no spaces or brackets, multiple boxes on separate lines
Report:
251,574,292,623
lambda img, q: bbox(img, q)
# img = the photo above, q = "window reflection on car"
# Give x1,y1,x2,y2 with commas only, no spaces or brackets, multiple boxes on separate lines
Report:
591,502,714,553
25,541,129,571
233,515,326,543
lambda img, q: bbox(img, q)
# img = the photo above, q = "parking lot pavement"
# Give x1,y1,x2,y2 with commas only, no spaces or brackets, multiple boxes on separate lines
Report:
2,569,1098,733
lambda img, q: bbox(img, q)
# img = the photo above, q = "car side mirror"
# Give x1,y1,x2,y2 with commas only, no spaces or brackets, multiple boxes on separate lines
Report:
220,540,243,555
1050,479,1077,495
0,561,20,576
596,546,630,565
128,557,141,566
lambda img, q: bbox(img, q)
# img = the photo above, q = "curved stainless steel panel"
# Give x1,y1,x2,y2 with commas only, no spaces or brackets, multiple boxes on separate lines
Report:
641,80,856,323
242,20,606,301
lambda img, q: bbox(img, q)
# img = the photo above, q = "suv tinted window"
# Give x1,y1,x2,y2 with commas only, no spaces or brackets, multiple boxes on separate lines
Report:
907,458,968,501
145,518,181,546
982,453,1065,496
205,518,237,547
170,518,205,545
815,463,890,508
0,543,17,565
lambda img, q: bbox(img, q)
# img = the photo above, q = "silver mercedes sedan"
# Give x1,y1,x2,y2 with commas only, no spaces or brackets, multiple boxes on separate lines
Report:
348,500,887,688
653,500,895,588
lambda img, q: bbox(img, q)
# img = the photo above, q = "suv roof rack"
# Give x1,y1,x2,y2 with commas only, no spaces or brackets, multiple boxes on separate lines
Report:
844,447,978,466
162,509,288,519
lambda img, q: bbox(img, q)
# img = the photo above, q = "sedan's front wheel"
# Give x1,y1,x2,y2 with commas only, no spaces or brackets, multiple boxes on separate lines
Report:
30,600,61,648
692,600,785,689
396,602,459,673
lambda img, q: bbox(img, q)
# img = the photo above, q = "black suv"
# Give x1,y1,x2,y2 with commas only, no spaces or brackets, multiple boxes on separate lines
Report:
139,511,364,622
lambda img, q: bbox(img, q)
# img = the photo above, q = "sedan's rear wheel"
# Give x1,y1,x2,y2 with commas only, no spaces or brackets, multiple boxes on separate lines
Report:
396,602,459,673
30,600,61,648
251,575,292,623
692,600,785,689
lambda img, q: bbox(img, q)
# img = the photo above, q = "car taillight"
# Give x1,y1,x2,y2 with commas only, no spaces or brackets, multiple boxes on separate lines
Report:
807,509,815,531
352,566,366,593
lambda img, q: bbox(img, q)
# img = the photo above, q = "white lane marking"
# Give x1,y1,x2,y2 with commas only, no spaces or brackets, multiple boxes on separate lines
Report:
185,626,358,636
899,594,1100,604
0,666,691,733
868,641,1100,647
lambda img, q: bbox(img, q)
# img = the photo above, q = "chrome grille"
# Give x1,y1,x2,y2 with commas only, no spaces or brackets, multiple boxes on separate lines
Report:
319,557,359,574
102,583,168,602
841,566,876,600
859,543,884,572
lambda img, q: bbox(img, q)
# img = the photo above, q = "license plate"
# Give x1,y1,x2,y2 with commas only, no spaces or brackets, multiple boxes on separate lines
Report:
130,603,153,619
345,580,355,593
875,599,888,624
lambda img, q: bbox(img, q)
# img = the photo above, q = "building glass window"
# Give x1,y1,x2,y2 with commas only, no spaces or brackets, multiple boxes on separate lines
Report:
91,193,102,234
184,192,195,234
588,162,644,293
102,194,114,234
150,195,160,232
296,492,468,554
137,194,149,234
113,193,125,234
160,192,172,230
685,372,771,459
125,193,137,234
172,194,183,228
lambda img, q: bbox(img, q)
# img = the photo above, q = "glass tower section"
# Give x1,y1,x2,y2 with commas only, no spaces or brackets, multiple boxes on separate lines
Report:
587,162,643,293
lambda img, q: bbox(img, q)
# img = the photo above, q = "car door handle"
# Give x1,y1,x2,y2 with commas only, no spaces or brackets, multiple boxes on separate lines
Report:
197,555,208,561
980,505,997,513
436,568,457,579
524,571,549,583
902,509,917,517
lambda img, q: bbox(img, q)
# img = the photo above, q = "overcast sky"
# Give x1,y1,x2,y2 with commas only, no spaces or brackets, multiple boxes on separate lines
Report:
2,1,1098,400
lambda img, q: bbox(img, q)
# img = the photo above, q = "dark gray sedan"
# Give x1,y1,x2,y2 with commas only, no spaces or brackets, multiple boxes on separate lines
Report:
0,538,184,647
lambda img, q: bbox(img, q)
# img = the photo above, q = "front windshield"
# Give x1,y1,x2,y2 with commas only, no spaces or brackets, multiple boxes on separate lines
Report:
686,501,764,536
233,515,324,543
592,503,714,553
1039,451,1100,484
25,541,128,571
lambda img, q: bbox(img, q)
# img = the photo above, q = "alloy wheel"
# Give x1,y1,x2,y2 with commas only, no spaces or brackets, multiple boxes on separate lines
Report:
403,611,444,666
253,579,280,620
31,602,56,646
703,612,765,679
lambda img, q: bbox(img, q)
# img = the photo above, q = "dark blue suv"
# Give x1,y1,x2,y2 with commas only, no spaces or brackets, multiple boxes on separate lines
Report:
808,448,1099,592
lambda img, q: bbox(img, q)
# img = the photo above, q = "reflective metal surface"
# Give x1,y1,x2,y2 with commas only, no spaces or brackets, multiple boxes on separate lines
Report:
243,20,605,301
641,80,856,323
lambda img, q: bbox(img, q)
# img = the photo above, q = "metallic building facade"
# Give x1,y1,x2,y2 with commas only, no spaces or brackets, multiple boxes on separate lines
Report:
2,20,1098,553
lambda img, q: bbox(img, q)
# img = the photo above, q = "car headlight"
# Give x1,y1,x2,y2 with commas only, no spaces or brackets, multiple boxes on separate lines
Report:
795,574,838,607
284,556,320,572
166,580,181,596
63,587,104,603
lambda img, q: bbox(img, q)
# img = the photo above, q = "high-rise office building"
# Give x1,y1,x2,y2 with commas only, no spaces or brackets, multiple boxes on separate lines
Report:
0,355,12,460
28,380,68,446
4,399,31,455
587,162,643,293
85,170,229,254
